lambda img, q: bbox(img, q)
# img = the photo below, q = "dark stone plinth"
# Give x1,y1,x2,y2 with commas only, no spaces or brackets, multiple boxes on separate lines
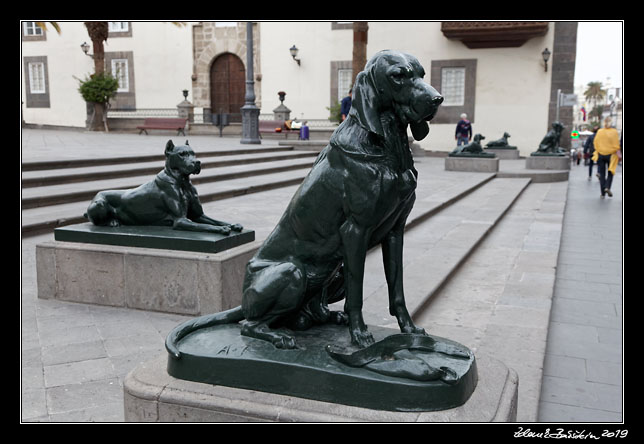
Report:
530,151,566,157
166,323,478,412
54,223,255,254
448,152,496,158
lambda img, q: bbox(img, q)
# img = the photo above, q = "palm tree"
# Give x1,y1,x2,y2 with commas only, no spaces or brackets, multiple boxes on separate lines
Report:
584,81,606,127
352,22,369,88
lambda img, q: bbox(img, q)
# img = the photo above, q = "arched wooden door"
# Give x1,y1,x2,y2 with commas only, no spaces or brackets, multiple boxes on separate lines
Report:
210,53,245,123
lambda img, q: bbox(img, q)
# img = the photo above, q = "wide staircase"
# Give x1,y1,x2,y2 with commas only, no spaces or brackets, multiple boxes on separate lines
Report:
21,144,568,421
21,146,319,236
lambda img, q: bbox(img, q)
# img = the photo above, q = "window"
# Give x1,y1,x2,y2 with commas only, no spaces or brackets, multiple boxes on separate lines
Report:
111,59,129,92
23,56,49,107
108,22,129,33
28,62,46,94
23,22,43,36
441,67,465,106
430,59,477,123
337,68,353,102
215,22,237,27
104,51,135,110
330,60,352,108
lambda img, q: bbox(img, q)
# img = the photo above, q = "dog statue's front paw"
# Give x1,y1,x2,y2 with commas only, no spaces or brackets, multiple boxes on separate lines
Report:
216,226,231,235
351,328,375,348
401,325,427,336
230,224,243,232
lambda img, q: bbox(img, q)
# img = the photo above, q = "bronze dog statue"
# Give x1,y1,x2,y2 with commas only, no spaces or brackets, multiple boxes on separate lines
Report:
85,140,243,235
167,50,443,355
450,134,487,155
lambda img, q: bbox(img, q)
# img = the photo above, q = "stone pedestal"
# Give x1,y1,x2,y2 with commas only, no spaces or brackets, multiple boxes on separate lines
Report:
485,148,520,159
445,156,499,173
525,155,570,170
123,352,517,422
36,238,260,316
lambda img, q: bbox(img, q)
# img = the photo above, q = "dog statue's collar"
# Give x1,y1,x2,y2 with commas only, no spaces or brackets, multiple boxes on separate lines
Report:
157,169,190,187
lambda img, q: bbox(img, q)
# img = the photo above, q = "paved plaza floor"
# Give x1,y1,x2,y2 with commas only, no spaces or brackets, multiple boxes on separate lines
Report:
20,129,623,423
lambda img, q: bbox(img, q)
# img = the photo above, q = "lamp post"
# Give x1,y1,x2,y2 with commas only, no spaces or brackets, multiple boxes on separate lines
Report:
241,22,261,144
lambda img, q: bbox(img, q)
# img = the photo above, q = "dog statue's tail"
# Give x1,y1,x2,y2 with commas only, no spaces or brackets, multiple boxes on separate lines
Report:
165,306,245,359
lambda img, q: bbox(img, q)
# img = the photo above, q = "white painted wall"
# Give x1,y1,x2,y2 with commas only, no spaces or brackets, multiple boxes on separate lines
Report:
21,21,193,128
259,21,353,121
258,21,555,157
22,21,555,157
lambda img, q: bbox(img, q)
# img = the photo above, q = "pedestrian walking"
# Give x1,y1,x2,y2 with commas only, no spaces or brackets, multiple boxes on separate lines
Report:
592,117,622,198
583,126,599,180
455,113,472,146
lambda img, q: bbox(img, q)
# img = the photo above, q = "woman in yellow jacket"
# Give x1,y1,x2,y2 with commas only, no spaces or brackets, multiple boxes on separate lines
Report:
592,117,621,198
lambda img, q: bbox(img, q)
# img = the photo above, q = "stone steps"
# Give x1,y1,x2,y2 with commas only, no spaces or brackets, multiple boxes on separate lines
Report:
21,149,320,236
356,177,532,326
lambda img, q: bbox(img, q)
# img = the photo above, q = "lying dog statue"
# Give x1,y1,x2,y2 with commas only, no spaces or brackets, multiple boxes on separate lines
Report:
167,50,443,355
486,132,511,147
85,140,243,235
449,134,488,156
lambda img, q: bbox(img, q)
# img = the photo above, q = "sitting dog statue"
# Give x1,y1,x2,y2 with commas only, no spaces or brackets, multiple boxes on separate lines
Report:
450,134,486,155
85,140,243,235
166,50,444,355
534,121,566,155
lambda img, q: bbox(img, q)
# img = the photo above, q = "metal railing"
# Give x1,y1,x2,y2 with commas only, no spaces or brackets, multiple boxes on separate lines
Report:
108,108,337,128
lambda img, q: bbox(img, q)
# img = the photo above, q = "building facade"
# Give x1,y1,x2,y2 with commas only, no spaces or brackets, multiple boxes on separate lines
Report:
21,21,576,157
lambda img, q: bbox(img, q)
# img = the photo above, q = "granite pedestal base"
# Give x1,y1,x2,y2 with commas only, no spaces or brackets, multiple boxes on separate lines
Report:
485,148,520,159
36,238,260,316
123,352,517,422
525,155,570,170
445,156,499,173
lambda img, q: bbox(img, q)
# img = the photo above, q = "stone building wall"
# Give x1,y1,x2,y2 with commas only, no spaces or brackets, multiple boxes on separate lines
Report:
191,22,261,116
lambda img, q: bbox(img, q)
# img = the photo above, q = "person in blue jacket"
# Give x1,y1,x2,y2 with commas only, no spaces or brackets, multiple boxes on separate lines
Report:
455,113,472,146
340,88,352,121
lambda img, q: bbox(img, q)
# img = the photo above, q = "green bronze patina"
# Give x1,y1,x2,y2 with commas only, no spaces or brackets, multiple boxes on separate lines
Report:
485,132,517,150
531,121,567,156
165,51,478,412
167,323,477,412
85,140,246,235
54,223,254,254
449,134,496,158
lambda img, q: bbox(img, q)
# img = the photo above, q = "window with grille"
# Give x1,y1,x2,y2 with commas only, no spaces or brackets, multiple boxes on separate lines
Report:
111,59,129,92
337,69,353,102
28,62,46,94
108,22,129,32
23,22,43,36
441,67,465,106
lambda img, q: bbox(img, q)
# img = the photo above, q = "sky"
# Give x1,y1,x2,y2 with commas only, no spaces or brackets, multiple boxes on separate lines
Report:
574,21,623,89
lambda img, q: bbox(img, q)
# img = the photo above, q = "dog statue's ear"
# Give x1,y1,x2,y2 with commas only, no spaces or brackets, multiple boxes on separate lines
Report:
349,69,385,137
165,140,174,156
410,121,430,141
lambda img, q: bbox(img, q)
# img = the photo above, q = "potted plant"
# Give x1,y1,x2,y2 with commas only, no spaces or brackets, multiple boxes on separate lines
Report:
77,72,119,131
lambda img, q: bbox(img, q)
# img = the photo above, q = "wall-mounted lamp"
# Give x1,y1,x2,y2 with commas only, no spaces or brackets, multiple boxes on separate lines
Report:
542,48,551,72
80,41,93,58
289,45,301,66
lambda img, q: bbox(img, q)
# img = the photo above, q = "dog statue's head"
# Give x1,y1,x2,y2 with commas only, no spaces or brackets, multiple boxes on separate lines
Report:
165,140,202,176
349,50,443,141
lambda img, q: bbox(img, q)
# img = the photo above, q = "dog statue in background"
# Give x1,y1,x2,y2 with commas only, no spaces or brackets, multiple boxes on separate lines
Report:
167,50,444,356
450,134,486,156
85,140,243,235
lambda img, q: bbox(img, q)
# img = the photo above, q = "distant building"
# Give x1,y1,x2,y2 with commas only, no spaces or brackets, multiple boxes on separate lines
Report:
21,21,577,156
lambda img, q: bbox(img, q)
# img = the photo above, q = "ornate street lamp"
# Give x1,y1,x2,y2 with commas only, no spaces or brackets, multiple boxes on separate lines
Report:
542,48,551,72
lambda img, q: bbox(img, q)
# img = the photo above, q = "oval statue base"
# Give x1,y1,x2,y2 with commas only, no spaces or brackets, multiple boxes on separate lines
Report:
166,323,477,412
